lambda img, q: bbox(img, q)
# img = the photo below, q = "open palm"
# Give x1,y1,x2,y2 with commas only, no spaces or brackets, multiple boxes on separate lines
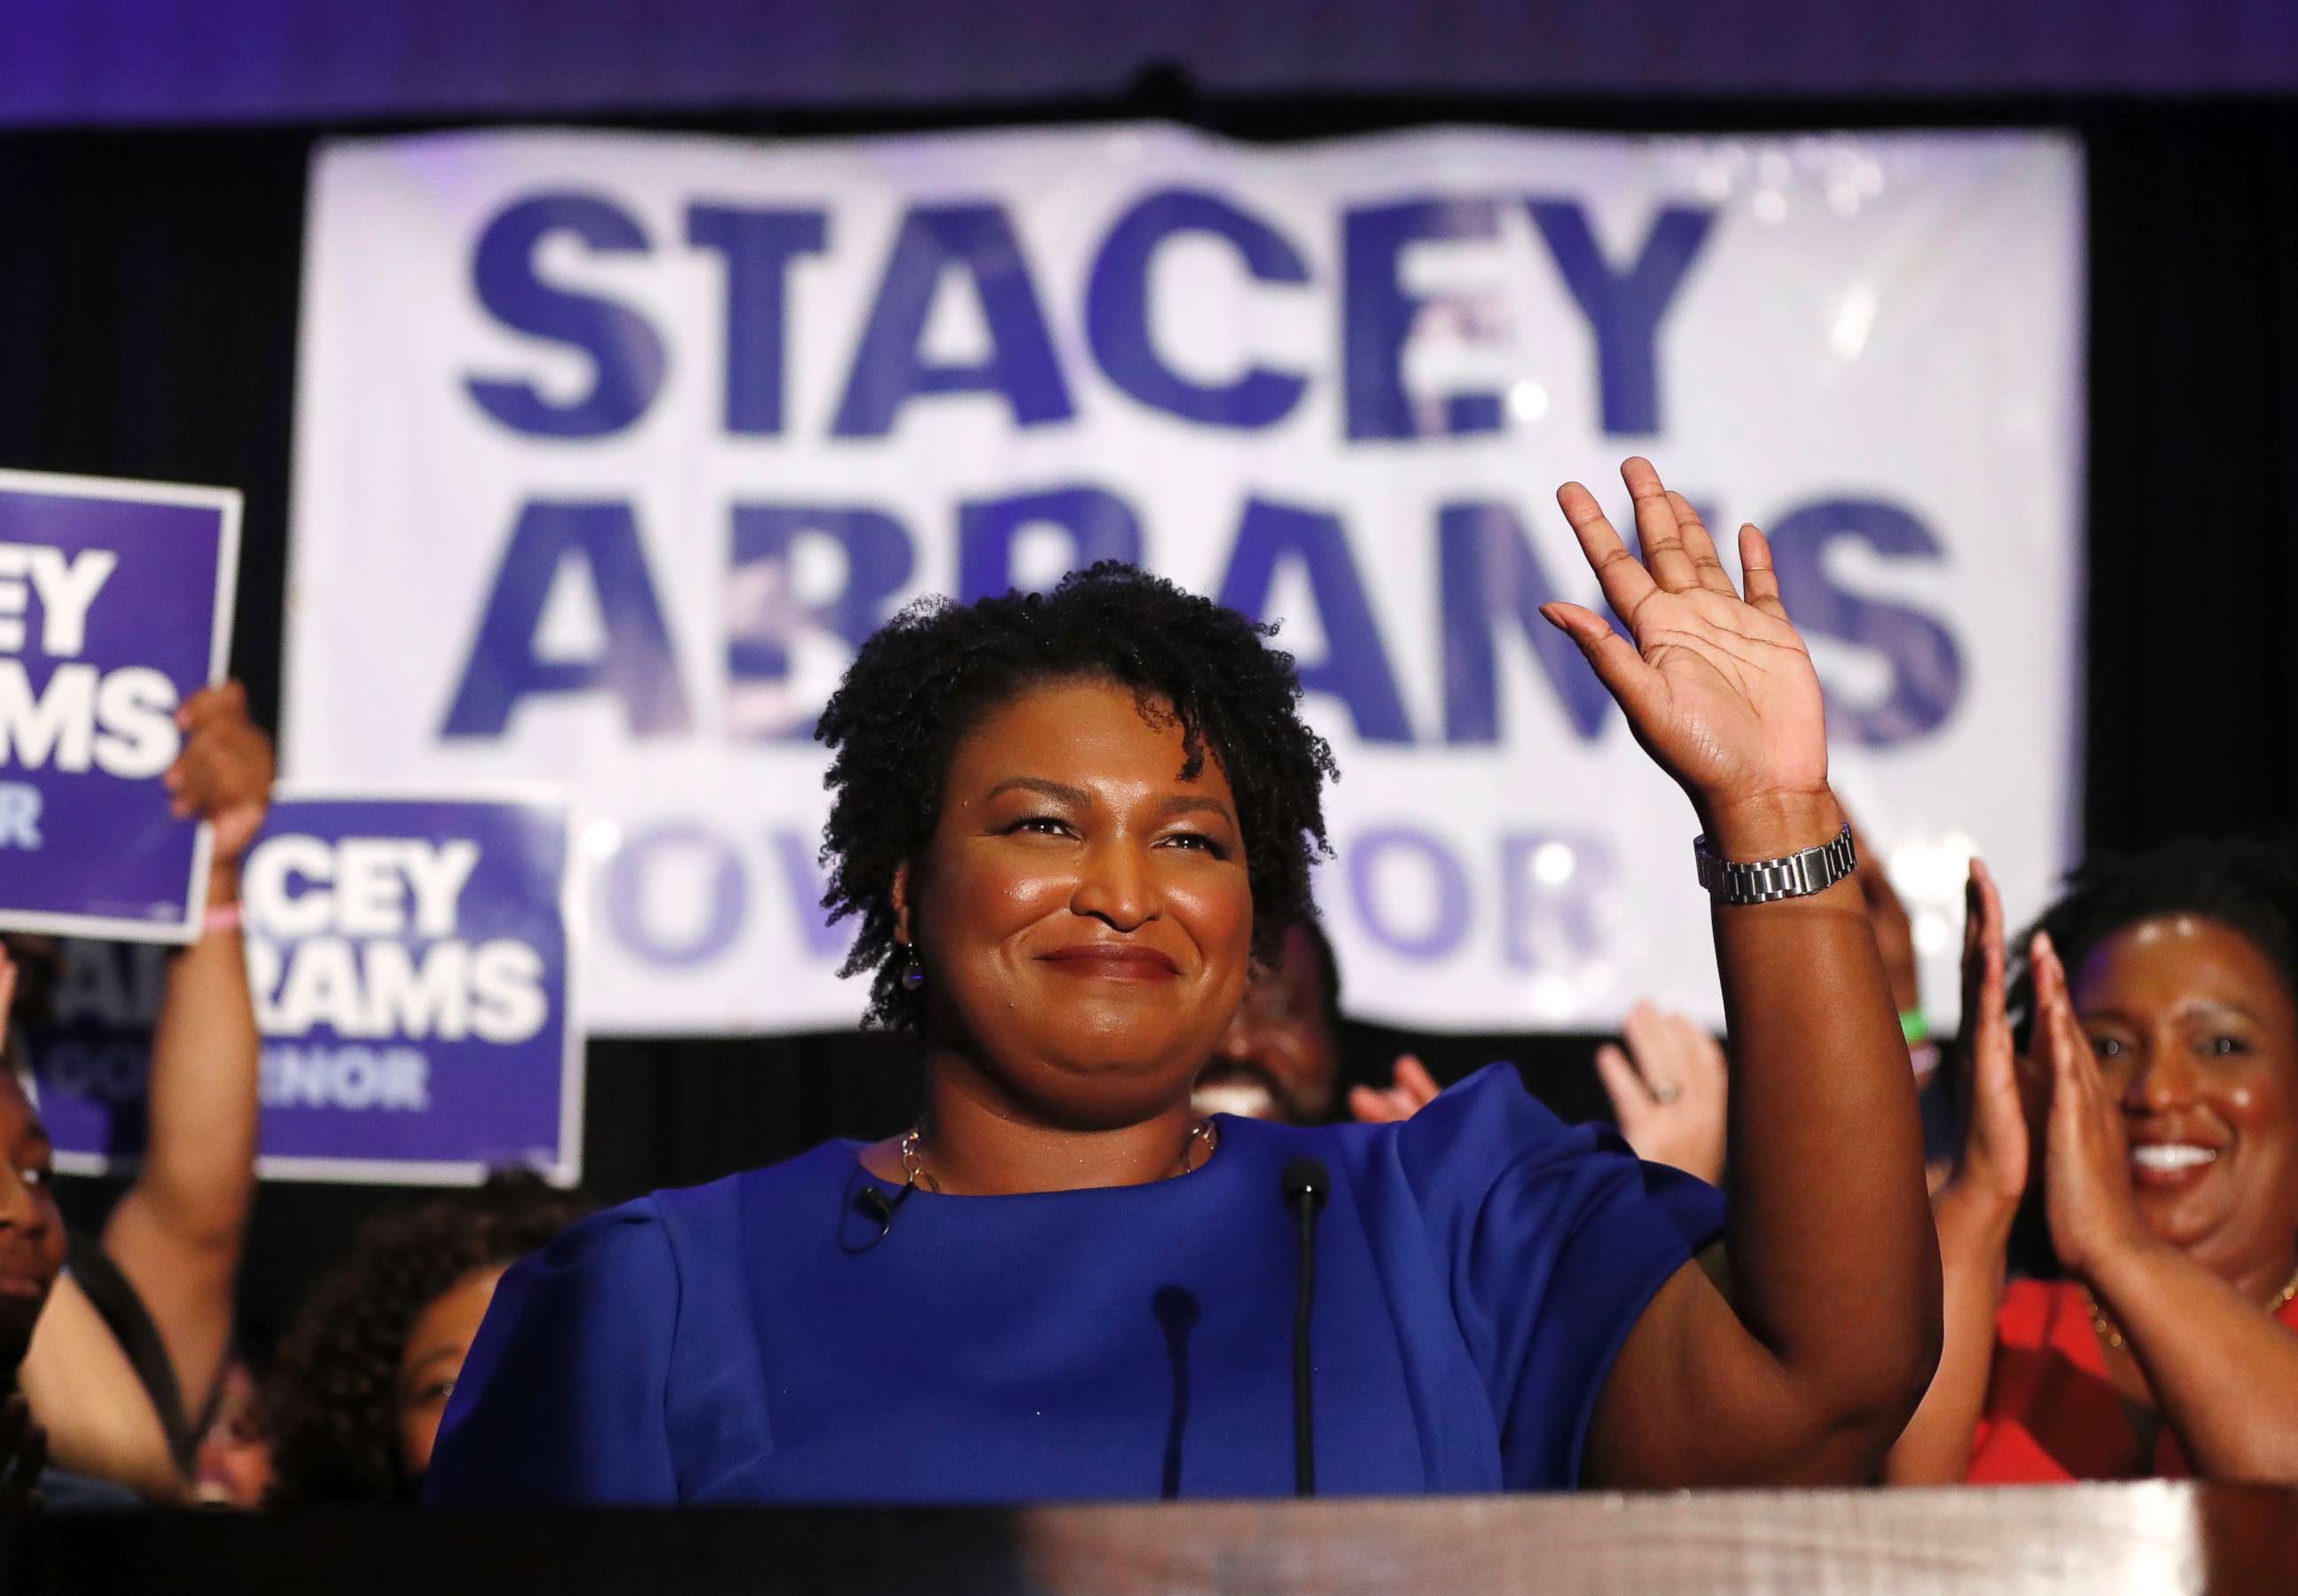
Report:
1543,459,1828,817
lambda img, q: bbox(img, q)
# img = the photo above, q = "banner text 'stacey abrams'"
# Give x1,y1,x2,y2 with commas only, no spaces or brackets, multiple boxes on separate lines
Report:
287,125,2085,1036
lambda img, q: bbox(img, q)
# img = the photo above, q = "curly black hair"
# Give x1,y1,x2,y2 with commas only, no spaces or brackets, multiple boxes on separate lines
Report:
815,562,1338,1029
2008,834,2298,1046
262,1172,587,1506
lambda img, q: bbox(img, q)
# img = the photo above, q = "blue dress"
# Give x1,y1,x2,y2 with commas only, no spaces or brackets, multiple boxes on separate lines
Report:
426,1065,1723,1506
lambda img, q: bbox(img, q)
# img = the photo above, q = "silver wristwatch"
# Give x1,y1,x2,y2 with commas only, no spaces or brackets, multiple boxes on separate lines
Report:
1692,824,1856,905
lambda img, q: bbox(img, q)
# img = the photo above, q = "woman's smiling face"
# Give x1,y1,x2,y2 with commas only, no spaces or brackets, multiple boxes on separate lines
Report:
2073,914,2298,1291
898,676,1255,1128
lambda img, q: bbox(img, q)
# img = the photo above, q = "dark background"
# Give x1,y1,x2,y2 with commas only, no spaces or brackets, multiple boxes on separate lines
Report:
4,80,2294,1347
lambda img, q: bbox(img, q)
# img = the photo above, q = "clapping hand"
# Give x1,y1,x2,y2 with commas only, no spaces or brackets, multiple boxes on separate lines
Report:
1948,858,2039,1209
1543,460,1829,833
1348,1054,1442,1124
2029,930,2149,1278
1595,1005,1730,1185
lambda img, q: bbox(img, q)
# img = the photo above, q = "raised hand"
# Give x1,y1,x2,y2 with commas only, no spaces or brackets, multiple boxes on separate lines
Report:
1544,459,1828,831
163,681,276,868
1949,858,2035,1207
2030,930,2149,1278
1348,1054,1442,1124
1595,1004,1730,1185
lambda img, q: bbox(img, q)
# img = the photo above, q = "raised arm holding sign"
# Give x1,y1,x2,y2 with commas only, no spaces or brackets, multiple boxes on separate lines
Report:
15,685,270,1501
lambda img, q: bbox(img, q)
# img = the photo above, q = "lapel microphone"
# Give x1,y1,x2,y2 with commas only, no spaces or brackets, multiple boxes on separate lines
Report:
841,1176,914,1253
1279,1156,1331,1498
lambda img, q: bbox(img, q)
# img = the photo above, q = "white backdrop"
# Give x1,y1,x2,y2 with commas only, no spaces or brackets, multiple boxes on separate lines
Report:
286,124,2083,1037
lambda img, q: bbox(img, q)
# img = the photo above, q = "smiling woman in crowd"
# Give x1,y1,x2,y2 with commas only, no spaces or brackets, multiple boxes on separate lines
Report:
1888,839,2298,1483
427,460,1939,1505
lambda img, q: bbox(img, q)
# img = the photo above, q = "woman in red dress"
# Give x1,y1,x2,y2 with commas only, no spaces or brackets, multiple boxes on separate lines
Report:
1888,840,2298,1483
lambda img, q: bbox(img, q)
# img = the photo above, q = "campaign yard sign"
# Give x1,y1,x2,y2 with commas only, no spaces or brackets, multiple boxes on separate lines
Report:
0,469,240,943
24,787,584,1186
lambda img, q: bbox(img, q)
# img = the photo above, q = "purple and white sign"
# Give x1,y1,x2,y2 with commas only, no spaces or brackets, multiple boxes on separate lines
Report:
0,469,240,943
26,787,584,1186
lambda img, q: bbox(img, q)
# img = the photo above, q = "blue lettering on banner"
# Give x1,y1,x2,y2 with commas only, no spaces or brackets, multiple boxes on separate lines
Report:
1765,498,1966,746
958,486,1143,603
831,204,1075,436
1498,832,1618,968
1438,501,1615,742
1085,188,1309,429
0,780,40,846
1524,200,1714,437
1347,825,1473,961
687,205,831,435
1216,498,1413,744
442,499,692,738
1341,197,1503,440
769,829,848,958
465,193,666,438
726,504,915,739
605,821,747,966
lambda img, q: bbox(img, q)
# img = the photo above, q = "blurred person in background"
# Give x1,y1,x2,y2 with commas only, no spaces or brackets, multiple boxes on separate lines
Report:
0,949,65,1511
1888,841,2298,1483
1190,914,1443,1128
1269,814,1927,1193
189,1352,271,1507
4,683,271,1504
263,1173,585,1506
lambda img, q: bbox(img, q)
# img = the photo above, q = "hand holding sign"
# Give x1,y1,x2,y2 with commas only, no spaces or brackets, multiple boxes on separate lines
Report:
1542,458,1831,845
162,682,275,872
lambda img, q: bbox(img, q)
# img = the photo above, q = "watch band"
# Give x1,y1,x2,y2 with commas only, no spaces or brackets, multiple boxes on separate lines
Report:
1692,823,1856,905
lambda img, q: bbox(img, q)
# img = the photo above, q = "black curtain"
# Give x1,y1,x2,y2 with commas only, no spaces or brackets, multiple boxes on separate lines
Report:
4,95,2294,1348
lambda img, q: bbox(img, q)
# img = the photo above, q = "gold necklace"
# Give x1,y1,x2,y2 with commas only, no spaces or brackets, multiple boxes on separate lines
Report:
2083,1262,2298,1353
897,1118,1217,1193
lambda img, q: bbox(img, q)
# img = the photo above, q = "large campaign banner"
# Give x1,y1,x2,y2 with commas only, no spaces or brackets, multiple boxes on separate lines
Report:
26,787,583,1185
286,126,2084,1036
0,470,240,942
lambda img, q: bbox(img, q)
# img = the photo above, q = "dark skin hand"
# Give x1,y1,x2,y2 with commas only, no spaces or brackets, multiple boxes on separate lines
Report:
1544,460,1940,1486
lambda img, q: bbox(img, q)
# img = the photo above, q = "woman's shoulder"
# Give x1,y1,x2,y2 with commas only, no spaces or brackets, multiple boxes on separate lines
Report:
548,1139,867,1276
1302,1060,1722,1249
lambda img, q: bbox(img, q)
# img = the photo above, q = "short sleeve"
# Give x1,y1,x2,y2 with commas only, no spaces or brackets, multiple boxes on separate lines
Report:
424,1199,683,1506
1389,1063,1725,1489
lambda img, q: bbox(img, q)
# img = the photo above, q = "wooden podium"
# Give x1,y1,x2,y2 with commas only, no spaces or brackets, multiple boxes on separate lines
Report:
12,1482,2298,1592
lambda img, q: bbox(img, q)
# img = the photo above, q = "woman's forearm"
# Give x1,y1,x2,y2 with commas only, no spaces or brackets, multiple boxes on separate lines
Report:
1883,1182,2014,1482
2087,1241,2298,1482
1708,790,1942,1460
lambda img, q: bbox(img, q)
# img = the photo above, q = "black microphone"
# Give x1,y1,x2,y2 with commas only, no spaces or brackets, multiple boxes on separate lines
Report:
1279,1156,1330,1498
840,1175,913,1253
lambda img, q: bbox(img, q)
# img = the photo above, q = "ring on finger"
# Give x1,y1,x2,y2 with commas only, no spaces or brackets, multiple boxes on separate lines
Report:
1649,1082,1681,1106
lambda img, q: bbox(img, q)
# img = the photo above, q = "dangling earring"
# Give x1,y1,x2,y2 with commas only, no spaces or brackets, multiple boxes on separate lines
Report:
900,949,925,991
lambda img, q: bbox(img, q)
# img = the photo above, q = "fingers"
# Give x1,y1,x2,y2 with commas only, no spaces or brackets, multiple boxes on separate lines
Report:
0,946,14,1024
1391,1054,1442,1110
2031,930,2106,1104
1538,602,1661,719
1665,491,1739,598
1348,1084,1414,1125
1555,479,1659,623
1619,458,1699,592
1593,1042,1649,1127
1737,525,1791,621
